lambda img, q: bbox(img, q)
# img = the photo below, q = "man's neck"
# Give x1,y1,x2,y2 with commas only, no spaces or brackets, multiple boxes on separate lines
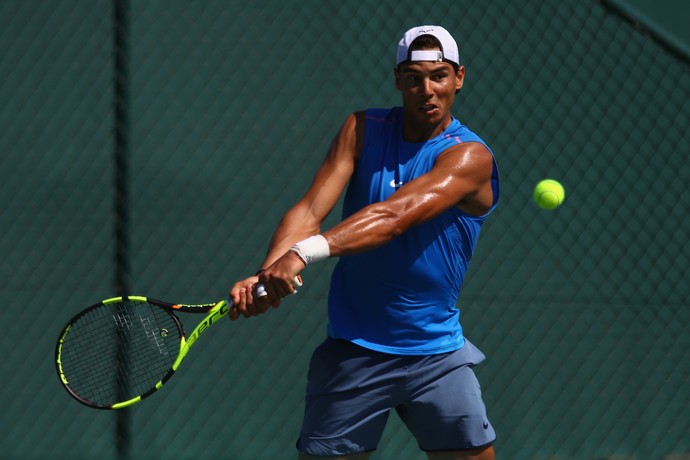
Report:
402,115,452,143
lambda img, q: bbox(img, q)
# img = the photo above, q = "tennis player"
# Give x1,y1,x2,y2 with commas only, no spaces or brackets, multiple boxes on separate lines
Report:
230,25,499,460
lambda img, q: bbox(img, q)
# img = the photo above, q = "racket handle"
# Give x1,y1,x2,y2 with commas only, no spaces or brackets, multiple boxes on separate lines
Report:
255,275,303,298
255,284,267,297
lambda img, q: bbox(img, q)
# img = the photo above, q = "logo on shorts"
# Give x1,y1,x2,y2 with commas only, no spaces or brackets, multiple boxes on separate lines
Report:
483,421,489,429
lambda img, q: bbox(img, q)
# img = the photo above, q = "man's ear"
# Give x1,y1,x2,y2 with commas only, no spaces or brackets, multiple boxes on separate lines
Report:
455,65,465,92
394,66,402,91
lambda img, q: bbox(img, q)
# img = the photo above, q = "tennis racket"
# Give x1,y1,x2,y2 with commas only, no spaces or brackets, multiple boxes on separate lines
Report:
55,278,301,409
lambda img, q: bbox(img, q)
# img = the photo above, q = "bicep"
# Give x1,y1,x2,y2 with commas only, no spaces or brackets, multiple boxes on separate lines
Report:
382,143,494,225
292,112,363,224
321,143,493,256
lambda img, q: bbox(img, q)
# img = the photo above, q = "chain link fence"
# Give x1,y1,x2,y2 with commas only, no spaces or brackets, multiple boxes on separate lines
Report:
0,1,688,459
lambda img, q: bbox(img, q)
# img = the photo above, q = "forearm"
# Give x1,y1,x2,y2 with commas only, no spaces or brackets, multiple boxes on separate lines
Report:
283,204,401,271
261,204,321,268
322,204,405,258
319,150,487,258
256,202,402,278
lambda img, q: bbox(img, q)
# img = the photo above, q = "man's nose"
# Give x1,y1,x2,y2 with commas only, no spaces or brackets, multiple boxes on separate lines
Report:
421,78,434,96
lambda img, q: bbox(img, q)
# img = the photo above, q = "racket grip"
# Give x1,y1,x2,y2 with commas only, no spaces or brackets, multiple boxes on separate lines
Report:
255,275,303,298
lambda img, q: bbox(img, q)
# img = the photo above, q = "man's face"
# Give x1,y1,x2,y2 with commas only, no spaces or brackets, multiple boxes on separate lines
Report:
395,57,464,128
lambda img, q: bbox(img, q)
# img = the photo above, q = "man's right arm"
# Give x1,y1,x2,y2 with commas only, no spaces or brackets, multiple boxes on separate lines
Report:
260,111,363,269
229,111,364,318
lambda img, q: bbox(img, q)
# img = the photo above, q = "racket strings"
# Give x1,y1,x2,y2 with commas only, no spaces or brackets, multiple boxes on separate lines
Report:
59,300,181,406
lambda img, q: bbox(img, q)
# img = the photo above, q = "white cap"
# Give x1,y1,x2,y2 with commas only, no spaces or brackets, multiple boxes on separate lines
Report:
396,25,460,66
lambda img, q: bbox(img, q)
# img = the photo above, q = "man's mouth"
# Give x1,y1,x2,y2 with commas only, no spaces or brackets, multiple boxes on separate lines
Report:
421,104,438,113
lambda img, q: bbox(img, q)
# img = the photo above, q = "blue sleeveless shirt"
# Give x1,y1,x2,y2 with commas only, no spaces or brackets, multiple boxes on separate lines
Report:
327,107,499,355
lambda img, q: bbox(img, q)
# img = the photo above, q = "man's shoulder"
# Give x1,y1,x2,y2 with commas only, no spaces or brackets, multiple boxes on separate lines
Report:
363,106,399,113
354,107,401,132
446,118,489,148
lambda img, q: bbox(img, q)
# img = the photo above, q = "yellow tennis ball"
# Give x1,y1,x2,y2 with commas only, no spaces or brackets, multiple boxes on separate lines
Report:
533,179,565,210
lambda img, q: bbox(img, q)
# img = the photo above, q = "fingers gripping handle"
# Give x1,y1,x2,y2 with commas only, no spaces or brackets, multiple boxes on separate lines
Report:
227,275,303,319
255,275,303,298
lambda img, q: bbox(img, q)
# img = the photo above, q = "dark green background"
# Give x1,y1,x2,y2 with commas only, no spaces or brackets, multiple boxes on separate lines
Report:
1,1,688,459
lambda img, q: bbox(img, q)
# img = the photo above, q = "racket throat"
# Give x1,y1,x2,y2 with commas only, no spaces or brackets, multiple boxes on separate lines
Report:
172,301,229,371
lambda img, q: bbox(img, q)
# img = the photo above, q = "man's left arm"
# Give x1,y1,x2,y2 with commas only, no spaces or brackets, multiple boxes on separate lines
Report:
259,142,494,307
322,142,494,257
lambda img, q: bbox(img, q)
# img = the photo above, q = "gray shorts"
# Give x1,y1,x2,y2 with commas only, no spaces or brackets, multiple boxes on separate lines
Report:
296,337,496,456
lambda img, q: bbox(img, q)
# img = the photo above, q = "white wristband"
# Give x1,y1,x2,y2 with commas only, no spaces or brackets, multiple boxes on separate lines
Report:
290,235,330,265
